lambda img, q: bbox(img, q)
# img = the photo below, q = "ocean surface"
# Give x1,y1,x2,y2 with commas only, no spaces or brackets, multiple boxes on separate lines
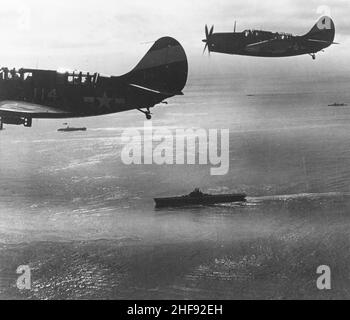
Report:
1,74,350,299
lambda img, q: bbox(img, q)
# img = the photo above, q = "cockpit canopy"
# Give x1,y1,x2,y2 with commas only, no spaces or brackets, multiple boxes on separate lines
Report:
0,67,100,86
58,70,100,85
0,67,27,80
243,30,293,40
243,30,273,37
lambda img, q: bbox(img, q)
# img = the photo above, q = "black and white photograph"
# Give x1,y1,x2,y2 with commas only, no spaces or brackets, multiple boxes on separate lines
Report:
0,0,349,308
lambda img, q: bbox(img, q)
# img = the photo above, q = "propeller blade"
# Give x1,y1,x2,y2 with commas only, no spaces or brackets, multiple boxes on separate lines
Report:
203,24,213,56
209,25,214,36
202,43,208,55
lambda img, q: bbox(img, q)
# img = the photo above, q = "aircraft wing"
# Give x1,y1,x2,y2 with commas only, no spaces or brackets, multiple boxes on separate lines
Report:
245,38,294,54
245,39,276,52
0,101,73,118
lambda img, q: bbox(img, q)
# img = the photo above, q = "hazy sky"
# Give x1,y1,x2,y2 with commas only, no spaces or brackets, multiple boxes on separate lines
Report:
0,0,349,81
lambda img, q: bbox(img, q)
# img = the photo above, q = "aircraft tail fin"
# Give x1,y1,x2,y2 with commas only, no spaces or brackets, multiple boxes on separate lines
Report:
122,37,188,96
303,16,335,43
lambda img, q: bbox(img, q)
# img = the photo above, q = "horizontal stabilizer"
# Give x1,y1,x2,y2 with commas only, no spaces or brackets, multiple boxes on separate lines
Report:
305,38,339,44
129,83,183,96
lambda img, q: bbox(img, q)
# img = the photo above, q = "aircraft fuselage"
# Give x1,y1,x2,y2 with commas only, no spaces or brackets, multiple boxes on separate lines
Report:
0,69,166,119
0,37,189,129
203,16,336,59
207,31,329,57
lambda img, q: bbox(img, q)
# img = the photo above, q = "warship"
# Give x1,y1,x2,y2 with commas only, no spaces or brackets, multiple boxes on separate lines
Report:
154,189,247,208
328,103,348,107
57,123,87,132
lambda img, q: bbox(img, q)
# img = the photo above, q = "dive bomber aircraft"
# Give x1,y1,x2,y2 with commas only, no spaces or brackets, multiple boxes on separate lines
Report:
0,37,188,129
203,16,336,60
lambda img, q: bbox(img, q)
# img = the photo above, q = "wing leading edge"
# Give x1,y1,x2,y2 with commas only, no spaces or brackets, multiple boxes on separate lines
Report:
245,39,282,53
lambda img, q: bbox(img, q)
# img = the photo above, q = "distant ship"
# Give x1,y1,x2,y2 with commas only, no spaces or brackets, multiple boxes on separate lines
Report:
328,103,348,107
154,188,247,208
57,124,87,132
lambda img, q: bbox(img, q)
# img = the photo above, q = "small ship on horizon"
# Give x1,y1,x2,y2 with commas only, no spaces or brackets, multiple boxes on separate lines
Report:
57,123,87,132
328,102,348,107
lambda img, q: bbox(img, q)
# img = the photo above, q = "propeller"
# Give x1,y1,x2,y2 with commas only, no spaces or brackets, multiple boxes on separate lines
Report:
202,24,214,55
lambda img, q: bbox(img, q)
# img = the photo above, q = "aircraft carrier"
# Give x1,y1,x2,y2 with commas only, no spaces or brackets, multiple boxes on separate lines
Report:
154,189,247,208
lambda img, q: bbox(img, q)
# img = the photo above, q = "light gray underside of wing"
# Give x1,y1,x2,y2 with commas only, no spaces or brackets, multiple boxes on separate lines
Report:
0,101,73,118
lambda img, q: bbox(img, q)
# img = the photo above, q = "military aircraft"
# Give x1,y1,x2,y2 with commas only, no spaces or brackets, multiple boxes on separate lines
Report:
203,16,336,60
0,37,188,130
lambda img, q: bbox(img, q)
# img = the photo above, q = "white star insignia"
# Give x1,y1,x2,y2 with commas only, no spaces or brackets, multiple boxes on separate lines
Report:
97,92,112,110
